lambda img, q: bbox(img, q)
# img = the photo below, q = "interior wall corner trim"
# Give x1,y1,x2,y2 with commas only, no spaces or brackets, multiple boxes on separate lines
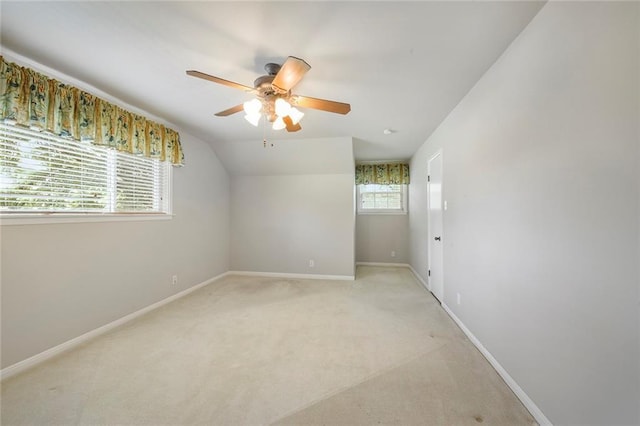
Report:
0,271,231,381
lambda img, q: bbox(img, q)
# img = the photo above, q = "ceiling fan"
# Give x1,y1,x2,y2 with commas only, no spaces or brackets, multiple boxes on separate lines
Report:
186,56,351,132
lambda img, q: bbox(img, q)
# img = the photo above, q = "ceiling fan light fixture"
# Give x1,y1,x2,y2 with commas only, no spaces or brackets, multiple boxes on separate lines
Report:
272,116,286,131
274,98,292,117
243,98,262,114
244,113,261,127
288,107,304,125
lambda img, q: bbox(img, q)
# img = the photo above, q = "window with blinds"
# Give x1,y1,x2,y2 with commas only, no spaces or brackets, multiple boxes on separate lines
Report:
357,184,408,214
0,123,171,214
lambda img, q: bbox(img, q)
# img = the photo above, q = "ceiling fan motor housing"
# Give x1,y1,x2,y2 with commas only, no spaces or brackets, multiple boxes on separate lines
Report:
254,72,290,122
253,75,276,93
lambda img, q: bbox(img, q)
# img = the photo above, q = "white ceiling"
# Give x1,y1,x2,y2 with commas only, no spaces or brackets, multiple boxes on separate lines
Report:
1,1,544,167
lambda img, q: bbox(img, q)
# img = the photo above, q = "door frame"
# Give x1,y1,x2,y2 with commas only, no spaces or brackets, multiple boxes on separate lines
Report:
427,149,444,301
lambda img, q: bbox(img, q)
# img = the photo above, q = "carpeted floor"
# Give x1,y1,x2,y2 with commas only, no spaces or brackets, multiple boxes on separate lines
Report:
1,266,536,425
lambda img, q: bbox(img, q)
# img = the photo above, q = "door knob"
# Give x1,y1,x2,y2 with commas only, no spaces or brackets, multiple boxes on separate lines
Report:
434,236,441,241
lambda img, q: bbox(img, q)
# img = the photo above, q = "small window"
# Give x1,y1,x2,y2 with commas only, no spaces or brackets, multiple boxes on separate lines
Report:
0,123,171,215
357,184,407,214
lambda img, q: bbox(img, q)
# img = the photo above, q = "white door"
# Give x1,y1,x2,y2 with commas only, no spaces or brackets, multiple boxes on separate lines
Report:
427,151,444,303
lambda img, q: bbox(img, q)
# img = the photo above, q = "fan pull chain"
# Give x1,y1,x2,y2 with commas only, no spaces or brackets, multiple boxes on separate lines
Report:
262,113,267,148
262,115,274,148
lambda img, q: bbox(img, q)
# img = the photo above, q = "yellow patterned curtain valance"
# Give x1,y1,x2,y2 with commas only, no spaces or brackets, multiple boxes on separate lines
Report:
355,163,410,185
0,56,184,166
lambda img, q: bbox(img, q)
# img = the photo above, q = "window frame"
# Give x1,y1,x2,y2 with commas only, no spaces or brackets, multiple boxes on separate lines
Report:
0,123,173,226
356,183,408,215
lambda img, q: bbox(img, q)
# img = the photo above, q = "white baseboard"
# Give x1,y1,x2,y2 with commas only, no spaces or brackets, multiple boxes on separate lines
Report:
1,271,230,381
228,270,355,281
441,303,552,426
356,262,410,267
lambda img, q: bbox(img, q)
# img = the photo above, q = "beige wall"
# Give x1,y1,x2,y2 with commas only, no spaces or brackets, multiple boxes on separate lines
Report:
230,174,355,277
409,2,639,424
1,131,230,368
356,214,409,264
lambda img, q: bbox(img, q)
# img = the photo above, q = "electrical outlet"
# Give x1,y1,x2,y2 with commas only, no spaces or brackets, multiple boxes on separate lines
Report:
391,251,396,258
457,292,461,305
172,275,178,285
309,259,315,268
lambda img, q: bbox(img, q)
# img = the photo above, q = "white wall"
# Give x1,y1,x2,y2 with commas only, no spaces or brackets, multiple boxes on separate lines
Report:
1,131,230,369
409,2,639,424
231,174,355,277
356,215,409,264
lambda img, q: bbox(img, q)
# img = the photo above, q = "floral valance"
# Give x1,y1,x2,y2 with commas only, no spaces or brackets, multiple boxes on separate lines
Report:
0,56,184,166
355,163,410,185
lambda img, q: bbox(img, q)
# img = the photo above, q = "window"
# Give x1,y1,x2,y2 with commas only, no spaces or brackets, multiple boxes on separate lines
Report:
0,123,171,216
357,184,407,214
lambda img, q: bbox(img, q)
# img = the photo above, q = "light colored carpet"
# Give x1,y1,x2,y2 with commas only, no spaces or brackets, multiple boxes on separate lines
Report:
1,266,536,425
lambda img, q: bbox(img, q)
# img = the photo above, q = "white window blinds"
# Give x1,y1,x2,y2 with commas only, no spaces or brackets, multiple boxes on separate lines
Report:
357,184,408,214
0,123,170,214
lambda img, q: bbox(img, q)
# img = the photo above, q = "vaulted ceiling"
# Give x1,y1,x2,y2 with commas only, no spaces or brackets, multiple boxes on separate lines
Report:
1,1,544,168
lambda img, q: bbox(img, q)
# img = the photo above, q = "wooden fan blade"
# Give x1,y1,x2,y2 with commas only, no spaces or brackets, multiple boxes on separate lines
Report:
292,95,351,115
283,116,302,132
214,104,244,117
271,57,311,93
186,70,255,93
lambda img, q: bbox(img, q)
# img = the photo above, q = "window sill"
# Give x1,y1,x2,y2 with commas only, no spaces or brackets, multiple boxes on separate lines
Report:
0,213,174,226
